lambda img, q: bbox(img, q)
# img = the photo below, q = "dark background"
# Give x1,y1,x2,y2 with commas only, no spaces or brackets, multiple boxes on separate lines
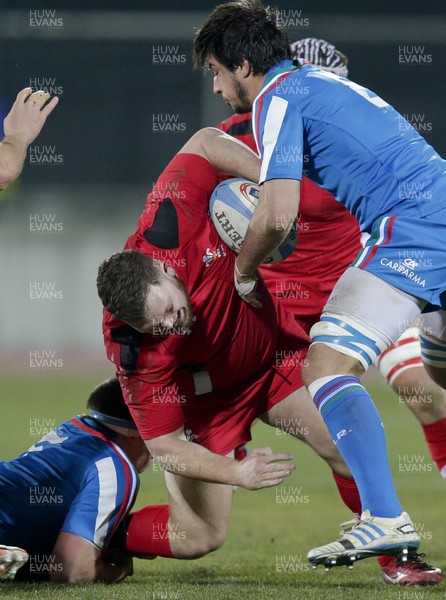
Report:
1,1,445,187
0,1,445,358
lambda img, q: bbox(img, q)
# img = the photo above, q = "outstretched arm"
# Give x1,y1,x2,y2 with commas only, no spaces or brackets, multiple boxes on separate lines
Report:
0,88,59,190
146,427,295,490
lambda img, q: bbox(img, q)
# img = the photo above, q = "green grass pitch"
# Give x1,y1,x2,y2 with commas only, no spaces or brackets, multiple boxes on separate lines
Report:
0,373,445,599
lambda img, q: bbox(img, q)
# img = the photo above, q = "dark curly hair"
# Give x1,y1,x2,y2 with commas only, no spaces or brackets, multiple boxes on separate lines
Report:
194,0,291,75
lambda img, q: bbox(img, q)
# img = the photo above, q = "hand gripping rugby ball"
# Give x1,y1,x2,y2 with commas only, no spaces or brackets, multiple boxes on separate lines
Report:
209,178,297,264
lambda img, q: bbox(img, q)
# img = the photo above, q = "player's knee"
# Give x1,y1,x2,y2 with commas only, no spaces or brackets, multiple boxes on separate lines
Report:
301,357,317,388
199,526,227,555
301,344,363,389
182,127,221,157
305,313,386,382
177,524,227,558
377,327,421,387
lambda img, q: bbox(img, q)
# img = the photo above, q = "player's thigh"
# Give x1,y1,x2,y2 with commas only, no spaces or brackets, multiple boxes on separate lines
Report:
418,309,446,388
164,457,234,550
261,386,350,477
308,267,425,374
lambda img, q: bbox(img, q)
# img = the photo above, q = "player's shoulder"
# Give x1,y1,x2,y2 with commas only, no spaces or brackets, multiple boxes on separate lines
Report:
69,417,137,477
13,420,108,479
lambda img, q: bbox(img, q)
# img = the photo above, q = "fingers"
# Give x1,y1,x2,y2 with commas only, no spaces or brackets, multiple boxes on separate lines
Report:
17,87,32,102
242,289,263,308
256,464,296,489
249,446,273,457
257,477,286,488
27,90,51,108
41,96,59,117
262,460,295,474
265,452,294,463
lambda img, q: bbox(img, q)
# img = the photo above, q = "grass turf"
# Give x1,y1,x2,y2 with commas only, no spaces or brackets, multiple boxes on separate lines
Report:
0,373,444,599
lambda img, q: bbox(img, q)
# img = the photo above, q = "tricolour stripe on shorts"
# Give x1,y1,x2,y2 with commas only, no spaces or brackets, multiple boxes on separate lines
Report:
354,217,389,267
356,216,396,270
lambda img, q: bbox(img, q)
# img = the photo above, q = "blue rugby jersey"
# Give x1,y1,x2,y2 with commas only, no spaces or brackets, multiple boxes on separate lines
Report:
253,60,446,232
0,417,139,558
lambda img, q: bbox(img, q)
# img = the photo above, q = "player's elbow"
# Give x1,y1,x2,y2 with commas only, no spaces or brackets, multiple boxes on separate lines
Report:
145,437,174,458
144,428,183,463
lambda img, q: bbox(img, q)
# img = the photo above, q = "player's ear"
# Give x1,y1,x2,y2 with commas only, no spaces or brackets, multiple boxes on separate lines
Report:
164,264,177,277
239,59,252,78
160,262,177,278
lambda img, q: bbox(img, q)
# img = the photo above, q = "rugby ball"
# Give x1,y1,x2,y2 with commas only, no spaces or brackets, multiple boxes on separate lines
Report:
209,178,297,264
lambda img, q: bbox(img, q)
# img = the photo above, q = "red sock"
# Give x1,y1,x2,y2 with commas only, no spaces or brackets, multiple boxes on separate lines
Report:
377,555,394,568
332,472,362,514
423,417,446,476
126,504,174,558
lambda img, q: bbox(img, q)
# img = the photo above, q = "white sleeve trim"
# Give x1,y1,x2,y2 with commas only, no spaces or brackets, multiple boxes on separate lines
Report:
259,95,289,184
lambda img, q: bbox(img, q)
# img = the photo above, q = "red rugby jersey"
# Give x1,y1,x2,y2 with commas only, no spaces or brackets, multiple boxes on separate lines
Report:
103,153,285,439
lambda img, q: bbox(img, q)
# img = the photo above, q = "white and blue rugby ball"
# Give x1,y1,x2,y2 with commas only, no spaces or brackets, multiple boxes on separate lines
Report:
209,178,296,264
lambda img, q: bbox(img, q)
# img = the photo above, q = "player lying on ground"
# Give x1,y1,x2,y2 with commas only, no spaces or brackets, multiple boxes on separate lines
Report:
0,88,58,190
195,0,446,568
0,378,150,583
216,36,444,586
97,128,428,577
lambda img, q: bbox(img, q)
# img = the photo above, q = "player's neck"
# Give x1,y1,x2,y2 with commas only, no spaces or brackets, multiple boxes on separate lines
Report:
247,74,265,104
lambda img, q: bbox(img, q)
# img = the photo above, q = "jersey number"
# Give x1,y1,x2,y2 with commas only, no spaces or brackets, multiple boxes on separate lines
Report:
320,71,389,109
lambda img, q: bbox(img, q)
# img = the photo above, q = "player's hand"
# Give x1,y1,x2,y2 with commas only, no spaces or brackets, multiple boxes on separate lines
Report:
103,554,134,583
3,87,59,147
113,555,134,583
234,262,262,308
235,447,295,490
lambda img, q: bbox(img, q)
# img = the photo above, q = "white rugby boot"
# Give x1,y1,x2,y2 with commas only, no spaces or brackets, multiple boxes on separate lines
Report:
308,510,419,570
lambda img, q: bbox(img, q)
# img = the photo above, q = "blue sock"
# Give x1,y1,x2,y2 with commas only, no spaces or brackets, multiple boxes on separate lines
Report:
311,375,402,518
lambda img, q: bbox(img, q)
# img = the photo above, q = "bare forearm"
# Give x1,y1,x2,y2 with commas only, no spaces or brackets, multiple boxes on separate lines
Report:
149,437,239,485
236,211,290,275
146,428,294,490
236,179,299,275
0,135,28,190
